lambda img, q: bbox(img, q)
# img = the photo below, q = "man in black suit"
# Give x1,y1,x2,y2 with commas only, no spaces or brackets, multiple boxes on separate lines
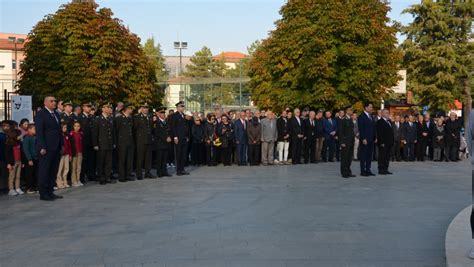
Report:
418,114,433,161
134,103,155,179
154,108,173,177
289,108,304,164
36,96,64,201
357,102,376,176
402,114,418,161
78,102,95,183
391,115,403,161
115,104,135,182
169,101,190,175
338,106,355,178
303,110,317,163
92,103,116,185
376,109,394,175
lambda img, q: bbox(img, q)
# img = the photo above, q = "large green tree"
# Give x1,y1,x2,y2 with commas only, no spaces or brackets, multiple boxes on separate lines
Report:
18,1,159,108
401,0,473,127
248,0,402,111
143,37,168,82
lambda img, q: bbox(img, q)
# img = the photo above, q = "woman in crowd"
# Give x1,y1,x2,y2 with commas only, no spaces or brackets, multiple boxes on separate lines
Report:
204,114,217,166
432,117,445,162
191,117,205,166
217,114,234,166
19,118,29,139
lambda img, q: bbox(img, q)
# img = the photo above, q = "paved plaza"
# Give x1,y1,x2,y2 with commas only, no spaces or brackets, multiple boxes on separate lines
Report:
0,161,470,267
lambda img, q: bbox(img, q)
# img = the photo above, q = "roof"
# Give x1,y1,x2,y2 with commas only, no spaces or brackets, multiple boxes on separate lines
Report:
213,52,248,63
0,33,28,50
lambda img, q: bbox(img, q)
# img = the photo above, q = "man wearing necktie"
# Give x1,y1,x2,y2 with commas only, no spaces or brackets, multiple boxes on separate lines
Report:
169,101,190,175
35,96,64,201
303,110,317,164
338,106,355,178
376,109,395,175
357,103,376,176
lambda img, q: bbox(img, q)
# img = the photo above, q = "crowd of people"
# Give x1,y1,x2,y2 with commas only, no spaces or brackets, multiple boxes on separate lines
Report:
0,96,468,201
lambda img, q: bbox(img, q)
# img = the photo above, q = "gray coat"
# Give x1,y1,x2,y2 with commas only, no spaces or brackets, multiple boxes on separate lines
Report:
260,118,278,142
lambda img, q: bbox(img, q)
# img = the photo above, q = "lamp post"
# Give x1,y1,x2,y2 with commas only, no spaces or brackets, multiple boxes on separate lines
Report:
8,36,25,89
173,41,187,77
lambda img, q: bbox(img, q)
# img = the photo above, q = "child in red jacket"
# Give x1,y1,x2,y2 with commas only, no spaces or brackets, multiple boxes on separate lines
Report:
56,123,72,189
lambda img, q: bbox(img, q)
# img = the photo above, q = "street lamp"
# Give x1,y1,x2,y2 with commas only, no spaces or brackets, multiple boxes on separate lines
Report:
173,41,187,77
8,36,25,89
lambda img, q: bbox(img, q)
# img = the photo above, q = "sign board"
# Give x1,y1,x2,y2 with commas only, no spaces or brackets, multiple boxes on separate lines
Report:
11,95,33,123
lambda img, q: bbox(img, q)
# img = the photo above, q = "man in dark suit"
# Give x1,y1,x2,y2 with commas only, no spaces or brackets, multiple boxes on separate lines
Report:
92,103,116,185
417,114,433,161
357,102,376,176
154,108,172,177
115,104,135,182
78,102,95,183
36,96,64,201
376,109,394,175
234,111,248,166
134,103,155,179
391,115,403,161
303,110,317,163
402,114,418,161
322,111,337,162
338,106,355,178
289,108,304,164
169,101,190,175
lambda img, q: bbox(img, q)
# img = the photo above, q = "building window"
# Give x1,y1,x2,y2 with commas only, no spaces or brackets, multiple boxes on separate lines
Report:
12,60,16,70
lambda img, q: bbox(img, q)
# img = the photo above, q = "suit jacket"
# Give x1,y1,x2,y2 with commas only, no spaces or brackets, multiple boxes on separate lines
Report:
376,118,394,147
261,118,278,142
92,115,115,150
115,113,134,147
303,118,317,142
234,119,248,144
322,118,337,140
154,119,171,150
134,113,153,145
35,107,63,151
169,112,189,143
288,116,303,141
392,121,403,142
402,122,417,143
337,116,354,146
357,112,375,142
445,118,461,145
418,121,433,142
276,117,289,142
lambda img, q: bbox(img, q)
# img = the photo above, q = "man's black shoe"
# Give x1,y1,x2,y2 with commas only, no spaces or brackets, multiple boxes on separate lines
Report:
349,174,356,177
342,175,350,178
164,173,172,177
176,172,184,176
145,174,157,179
379,172,388,175
136,177,144,180
182,171,190,175
386,171,393,175
99,181,107,185
107,179,117,184
40,195,54,201
360,172,369,177
368,172,376,176
50,193,63,199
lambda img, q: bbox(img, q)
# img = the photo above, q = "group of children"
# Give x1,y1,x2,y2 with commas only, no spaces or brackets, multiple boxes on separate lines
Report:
0,119,84,196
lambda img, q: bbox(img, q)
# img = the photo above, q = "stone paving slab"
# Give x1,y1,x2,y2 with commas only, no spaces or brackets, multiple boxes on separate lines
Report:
0,161,470,266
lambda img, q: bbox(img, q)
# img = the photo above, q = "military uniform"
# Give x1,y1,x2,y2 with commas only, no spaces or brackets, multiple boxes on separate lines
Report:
115,112,134,182
60,112,76,132
338,115,355,178
92,114,115,184
78,111,95,182
154,116,172,177
134,111,154,179
169,102,190,175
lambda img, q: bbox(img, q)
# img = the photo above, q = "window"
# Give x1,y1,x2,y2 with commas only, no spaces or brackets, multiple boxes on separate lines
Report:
12,59,16,70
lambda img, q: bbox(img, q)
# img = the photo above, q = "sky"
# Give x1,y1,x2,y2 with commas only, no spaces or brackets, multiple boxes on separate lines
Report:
0,0,419,56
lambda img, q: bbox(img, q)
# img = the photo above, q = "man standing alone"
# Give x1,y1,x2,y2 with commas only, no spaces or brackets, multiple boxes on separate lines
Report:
358,103,376,176
376,109,394,175
36,96,64,201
